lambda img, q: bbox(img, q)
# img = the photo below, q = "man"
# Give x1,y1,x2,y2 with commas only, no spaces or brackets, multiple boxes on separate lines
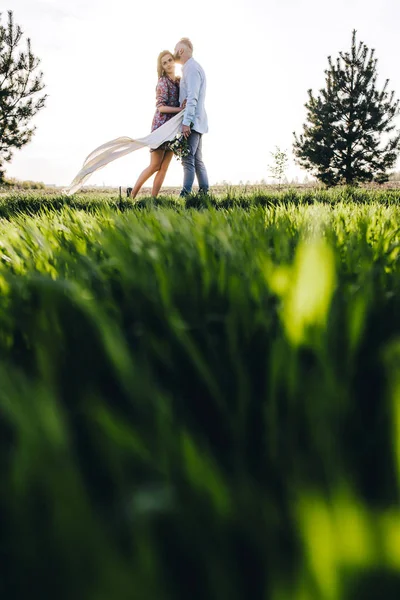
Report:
174,38,209,196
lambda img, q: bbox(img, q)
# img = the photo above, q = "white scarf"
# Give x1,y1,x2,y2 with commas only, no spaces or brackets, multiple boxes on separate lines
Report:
64,111,185,195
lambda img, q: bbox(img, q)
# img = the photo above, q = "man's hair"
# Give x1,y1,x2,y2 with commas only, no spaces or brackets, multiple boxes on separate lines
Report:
179,37,193,53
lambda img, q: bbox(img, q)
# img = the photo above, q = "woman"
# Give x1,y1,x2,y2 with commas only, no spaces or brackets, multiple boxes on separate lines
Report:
128,51,185,199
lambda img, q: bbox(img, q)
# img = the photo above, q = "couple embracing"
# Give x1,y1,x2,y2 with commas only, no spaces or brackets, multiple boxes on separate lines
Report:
128,38,209,199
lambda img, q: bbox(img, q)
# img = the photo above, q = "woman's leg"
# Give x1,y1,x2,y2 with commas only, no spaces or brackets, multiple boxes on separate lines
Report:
130,150,164,198
152,150,174,197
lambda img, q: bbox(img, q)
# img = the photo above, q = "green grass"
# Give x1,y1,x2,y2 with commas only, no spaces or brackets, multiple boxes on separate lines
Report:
1,190,400,598
0,185,399,219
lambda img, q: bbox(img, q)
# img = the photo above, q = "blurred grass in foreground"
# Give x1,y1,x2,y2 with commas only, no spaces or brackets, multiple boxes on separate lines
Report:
0,200,400,598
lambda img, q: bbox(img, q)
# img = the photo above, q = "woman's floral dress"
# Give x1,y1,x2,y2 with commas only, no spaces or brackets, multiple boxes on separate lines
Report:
150,76,180,151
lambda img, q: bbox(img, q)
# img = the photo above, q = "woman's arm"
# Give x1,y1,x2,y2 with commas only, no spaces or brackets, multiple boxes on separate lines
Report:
158,99,186,114
158,105,184,114
156,79,184,114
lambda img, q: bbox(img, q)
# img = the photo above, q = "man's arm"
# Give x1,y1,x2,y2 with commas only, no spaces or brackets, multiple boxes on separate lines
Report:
182,67,201,135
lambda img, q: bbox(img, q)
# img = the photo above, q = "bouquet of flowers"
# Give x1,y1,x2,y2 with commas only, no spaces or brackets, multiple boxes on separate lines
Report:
166,134,190,162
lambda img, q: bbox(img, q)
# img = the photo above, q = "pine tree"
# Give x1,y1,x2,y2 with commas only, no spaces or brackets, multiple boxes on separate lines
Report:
0,11,47,182
293,30,400,186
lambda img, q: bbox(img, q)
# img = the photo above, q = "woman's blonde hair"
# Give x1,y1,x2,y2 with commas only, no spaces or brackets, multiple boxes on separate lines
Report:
157,50,175,79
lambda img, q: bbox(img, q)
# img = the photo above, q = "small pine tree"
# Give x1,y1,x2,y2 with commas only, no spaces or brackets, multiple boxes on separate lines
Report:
0,11,47,182
293,30,400,186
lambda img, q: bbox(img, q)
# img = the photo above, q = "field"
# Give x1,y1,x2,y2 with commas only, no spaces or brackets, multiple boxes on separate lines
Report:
1,186,400,599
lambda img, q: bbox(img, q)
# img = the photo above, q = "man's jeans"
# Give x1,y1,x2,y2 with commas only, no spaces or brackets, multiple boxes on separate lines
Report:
180,130,209,196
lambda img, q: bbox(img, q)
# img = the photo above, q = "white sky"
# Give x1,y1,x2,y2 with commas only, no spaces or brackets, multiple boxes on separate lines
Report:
4,0,400,187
